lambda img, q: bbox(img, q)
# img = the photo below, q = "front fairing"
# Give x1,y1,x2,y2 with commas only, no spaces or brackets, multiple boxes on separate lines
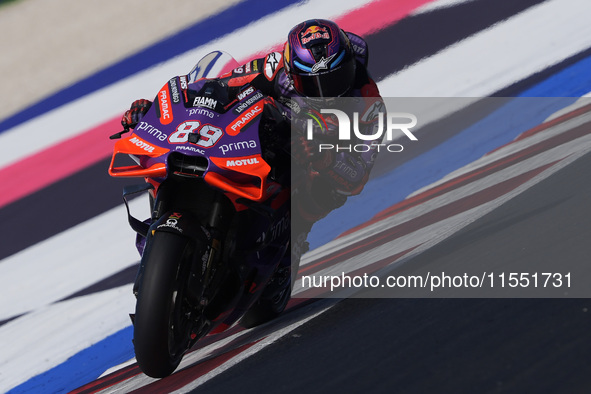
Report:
109,76,280,203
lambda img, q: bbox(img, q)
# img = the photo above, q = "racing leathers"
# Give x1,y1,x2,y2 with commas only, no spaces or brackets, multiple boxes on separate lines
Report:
215,32,384,286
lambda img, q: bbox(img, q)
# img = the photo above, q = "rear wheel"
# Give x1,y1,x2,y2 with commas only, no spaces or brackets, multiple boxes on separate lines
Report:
241,267,291,328
133,232,193,378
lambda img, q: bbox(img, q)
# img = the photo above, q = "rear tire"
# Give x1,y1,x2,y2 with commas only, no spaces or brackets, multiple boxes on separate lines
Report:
133,232,192,378
241,273,291,328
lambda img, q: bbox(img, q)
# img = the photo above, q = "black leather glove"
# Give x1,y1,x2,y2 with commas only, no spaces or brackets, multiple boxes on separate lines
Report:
121,99,152,130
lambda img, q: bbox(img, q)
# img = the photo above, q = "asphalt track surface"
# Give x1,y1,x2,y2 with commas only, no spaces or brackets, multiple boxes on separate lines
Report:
69,104,591,392
194,148,591,394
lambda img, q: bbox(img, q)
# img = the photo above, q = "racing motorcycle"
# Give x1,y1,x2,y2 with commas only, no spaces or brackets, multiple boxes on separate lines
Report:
108,52,292,378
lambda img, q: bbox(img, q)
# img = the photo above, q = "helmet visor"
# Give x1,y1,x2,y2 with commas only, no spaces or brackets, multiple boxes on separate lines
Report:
292,58,356,97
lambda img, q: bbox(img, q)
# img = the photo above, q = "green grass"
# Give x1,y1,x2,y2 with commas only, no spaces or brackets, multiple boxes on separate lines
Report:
0,0,23,8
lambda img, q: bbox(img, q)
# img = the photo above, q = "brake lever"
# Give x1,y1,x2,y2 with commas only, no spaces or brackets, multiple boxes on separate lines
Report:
109,127,131,140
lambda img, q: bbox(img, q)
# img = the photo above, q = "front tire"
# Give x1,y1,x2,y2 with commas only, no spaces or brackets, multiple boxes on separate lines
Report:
133,232,192,378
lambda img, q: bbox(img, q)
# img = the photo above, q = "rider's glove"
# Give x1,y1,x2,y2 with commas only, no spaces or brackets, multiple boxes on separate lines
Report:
121,99,152,130
327,152,368,195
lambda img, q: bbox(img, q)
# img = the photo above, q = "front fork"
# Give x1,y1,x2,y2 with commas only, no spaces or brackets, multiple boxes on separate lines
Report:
121,182,224,285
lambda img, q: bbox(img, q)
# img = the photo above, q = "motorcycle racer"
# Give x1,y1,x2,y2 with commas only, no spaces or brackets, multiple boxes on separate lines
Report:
214,19,383,299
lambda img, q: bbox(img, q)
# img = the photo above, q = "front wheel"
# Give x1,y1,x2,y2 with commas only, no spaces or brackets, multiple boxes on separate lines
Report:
133,231,193,378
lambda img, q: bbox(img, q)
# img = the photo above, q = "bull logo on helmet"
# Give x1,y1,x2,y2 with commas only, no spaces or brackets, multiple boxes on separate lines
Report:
300,25,330,45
